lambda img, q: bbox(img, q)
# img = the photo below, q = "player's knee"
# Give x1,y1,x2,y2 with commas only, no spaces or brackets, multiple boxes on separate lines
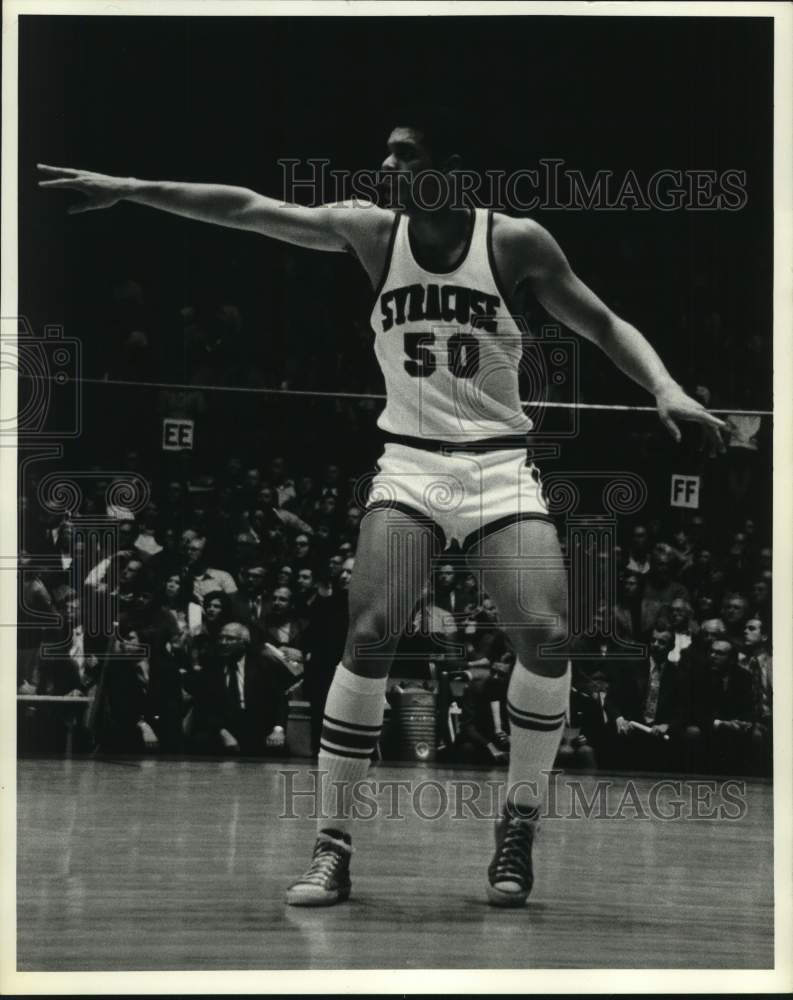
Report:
344,611,392,664
519,619,569,655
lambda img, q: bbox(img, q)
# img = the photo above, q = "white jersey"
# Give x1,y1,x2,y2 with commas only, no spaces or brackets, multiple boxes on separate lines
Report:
370,208,533,443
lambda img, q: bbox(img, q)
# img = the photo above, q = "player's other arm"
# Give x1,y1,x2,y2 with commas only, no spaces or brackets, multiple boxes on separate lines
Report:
515,219,726,449
37,164,352,252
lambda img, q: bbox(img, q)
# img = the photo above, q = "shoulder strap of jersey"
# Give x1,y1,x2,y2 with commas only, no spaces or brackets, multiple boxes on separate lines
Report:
371,211,402,299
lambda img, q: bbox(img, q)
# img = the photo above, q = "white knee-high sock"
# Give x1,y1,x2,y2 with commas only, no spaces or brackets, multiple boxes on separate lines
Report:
506,661,571,816
317,664,387,836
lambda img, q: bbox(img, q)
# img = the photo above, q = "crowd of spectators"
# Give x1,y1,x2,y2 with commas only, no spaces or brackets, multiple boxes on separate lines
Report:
17,441,773,779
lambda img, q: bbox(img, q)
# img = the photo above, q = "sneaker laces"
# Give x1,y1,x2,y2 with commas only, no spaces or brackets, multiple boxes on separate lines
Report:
492,819,533,882
297,833,351,886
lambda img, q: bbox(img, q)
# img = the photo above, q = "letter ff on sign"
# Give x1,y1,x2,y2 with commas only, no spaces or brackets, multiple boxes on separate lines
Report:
670,474,700,509
162,418,194,451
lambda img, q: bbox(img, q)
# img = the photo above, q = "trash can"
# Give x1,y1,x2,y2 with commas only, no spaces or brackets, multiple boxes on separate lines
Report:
388,684,438,762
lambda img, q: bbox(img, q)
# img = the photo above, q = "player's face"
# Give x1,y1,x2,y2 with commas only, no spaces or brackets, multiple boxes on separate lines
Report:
380,127,435,210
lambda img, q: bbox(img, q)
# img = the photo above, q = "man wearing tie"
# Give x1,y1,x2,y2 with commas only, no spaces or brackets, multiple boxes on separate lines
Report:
607,626,686,771
229,565,270,641
193,622,289,756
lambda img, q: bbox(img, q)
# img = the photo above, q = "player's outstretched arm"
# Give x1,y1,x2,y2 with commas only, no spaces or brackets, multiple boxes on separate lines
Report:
516,219,727,452
37,164,351,252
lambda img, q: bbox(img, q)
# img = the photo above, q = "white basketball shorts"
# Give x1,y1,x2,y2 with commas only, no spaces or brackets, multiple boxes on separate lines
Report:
365,439,552,552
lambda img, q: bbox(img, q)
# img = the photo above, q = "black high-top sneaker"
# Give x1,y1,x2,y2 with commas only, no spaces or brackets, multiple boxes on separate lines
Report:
285,829,353,907
486,803,538,907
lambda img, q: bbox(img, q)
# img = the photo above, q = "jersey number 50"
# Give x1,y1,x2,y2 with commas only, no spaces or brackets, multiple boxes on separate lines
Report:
403,332,480,379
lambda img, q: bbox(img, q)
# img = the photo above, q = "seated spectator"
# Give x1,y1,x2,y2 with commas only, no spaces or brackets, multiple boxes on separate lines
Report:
228,563,270,637
18,560,55,691
302,555,354,755
262,586,307,661
293,567,319,619
265,557,287,585
606,626,688,772
571,667,618,770
459,571,480,611
668,598,699,663
459,598,510,680
748,577,772,628
41,519,83,596
187,622,289,756
37,587,98,697
724,541,752,593
614,570,644,640
757,546,772,575
284,473,320,523
158,572,203,644
682,546,715,598
191,590,232,665
94,626,186,755
291,533,317,573
625,523,651,575
453,655,511,766
691,637,754,775
670,527,695,573
326,553,345,590
183,534,238,602
231,530,262,581
318,462,342,501
311,522,336,564
739,617,773,776
150,524,184,579
720,592,750,648
338,506,363,550
432,563,467,617
694,591,720,625
256,485,313,538
639,544,690,634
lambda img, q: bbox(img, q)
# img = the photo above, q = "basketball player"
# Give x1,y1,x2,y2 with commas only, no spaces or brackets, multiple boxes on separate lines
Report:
38,111,725,908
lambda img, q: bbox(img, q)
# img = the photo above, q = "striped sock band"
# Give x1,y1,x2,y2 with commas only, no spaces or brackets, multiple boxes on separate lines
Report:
317,664,387,836
506,661,571,812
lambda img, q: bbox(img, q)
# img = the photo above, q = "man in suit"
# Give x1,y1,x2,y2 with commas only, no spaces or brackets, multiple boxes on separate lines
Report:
607,626,687,771
689,637,755,775
302,558,354,756
190,622,289,756
228,564,270,640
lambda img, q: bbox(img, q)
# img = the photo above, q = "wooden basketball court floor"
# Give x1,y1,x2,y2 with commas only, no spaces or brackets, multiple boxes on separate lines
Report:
17,757,773,971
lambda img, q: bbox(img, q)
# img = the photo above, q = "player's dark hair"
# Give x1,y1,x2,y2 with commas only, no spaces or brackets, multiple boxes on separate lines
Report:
389,103,466,163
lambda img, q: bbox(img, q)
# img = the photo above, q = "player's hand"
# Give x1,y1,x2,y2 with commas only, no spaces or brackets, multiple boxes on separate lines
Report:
616,716,631,736
37,164,132,214
651,723,669,738
654,383,726,453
